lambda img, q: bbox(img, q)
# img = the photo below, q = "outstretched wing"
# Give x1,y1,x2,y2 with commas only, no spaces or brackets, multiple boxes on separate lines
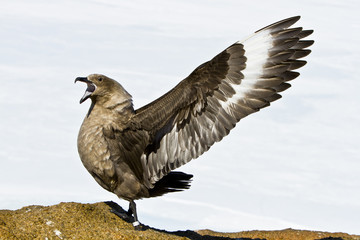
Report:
132,16,314,188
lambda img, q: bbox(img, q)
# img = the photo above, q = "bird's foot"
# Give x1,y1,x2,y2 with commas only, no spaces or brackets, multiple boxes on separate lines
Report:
109,208,147,230
132,221,148,231
105,201,147,230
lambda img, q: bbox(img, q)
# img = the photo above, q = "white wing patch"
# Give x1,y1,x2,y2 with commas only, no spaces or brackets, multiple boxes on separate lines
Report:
220,29,273,114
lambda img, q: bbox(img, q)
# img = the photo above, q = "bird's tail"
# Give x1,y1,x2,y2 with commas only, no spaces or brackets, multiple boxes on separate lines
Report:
148,171,193,197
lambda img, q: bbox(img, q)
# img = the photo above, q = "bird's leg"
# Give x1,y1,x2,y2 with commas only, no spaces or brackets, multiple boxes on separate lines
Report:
127,202,133,216
129,200,142,230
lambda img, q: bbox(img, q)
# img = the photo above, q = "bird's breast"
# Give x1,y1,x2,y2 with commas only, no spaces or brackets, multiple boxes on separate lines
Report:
77,118,114,173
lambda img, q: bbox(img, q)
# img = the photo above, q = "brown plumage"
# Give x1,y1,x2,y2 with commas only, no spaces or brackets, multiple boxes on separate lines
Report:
75,16,313,229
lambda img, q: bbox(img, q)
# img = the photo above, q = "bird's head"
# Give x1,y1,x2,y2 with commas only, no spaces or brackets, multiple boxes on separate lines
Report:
75,74,132,108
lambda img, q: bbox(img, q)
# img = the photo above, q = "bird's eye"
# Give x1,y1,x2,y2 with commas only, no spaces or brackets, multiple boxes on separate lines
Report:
98,77,103,82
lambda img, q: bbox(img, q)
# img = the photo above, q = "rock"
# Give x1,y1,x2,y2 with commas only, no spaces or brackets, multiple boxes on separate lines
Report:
198,229,360,240
0,202,358,240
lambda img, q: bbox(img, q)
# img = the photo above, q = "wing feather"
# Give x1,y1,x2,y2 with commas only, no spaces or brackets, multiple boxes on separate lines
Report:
130,16,313,188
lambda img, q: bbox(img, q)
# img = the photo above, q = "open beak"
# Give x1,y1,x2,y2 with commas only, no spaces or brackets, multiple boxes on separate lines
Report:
75,77,96,104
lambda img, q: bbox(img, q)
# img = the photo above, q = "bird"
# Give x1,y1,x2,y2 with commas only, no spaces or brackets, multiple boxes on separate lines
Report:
75,16,313,229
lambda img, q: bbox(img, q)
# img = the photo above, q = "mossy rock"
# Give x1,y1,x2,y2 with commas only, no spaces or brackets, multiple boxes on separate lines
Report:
0,202,359,240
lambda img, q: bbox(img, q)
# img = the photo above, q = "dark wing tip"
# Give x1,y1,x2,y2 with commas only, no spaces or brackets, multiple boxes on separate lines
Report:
298,29,314,39
255,16,301,33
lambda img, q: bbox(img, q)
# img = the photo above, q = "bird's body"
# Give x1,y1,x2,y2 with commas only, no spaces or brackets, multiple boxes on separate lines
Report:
76,16,313,229
77,98,144,201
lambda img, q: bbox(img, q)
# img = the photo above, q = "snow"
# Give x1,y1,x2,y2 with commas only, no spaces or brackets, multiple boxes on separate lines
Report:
46,220,54,226
1,0,359,235
54,229,62,239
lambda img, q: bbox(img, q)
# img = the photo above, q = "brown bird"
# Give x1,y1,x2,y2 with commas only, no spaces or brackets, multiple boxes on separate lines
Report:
75,16,313,229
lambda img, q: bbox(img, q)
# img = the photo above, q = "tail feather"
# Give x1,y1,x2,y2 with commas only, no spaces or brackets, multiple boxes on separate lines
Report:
149,171,193,197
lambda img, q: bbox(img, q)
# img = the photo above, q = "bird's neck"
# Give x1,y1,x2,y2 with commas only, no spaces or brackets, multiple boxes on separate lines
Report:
105,98,134,115
87,98,134,121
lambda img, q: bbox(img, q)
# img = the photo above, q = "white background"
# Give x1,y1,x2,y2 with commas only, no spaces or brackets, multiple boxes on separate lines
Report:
1,0,359,235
